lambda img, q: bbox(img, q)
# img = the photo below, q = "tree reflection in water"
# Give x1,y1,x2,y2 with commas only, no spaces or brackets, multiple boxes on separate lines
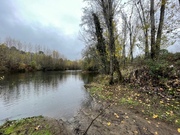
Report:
0,71,97,125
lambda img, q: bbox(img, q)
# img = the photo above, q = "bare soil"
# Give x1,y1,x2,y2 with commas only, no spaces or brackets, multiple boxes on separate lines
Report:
0,96,179,135
69,97,179,135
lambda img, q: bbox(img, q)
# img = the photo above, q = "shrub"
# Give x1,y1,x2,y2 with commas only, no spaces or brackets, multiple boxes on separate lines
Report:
146,59,170,78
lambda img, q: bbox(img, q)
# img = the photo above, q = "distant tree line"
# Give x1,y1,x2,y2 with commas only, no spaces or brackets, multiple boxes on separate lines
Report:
0,37,81,73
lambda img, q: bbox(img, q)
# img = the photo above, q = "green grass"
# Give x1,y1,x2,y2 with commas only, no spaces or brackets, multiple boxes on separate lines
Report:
88,82,180,127
119,97,139,106
0,116,53,135
86,73,180,127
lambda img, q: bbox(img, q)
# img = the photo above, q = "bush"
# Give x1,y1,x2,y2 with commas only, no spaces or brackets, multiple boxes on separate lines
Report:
18,63,26,72
0,66,8,72
30,61,37,69
159,49,169,55
145,59,170,78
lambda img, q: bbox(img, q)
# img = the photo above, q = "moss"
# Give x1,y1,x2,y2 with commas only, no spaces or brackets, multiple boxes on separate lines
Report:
3,125,15,134
0,116,53,135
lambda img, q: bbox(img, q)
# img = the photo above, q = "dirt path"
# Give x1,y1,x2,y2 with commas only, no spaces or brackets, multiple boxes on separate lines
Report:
69,98,179,135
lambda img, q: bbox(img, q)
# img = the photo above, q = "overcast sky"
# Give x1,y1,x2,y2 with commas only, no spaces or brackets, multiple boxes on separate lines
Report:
0,1,179,60
0,0,85,60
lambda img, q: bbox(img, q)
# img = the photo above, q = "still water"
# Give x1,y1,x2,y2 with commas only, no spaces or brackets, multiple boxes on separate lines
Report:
0,71,96,125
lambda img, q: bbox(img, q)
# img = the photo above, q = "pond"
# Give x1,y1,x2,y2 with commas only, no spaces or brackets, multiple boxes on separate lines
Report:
0,71,96,125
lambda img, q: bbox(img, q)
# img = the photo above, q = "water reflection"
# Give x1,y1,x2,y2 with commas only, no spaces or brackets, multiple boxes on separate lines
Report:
0,71,97,125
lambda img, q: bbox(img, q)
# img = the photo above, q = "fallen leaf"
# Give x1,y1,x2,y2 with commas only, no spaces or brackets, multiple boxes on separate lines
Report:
170,111,174,116
114,113,120,118
160,101,164,104
125,116,129,119
178,128,180,133
153,114,158,119
107,122,111,126
155,131,158,135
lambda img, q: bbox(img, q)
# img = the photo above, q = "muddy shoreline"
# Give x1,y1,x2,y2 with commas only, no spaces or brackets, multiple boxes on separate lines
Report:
0,92,179,135
66,96,179,135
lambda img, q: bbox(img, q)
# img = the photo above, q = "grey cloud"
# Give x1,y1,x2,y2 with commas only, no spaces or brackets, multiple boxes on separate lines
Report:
0,1,84,60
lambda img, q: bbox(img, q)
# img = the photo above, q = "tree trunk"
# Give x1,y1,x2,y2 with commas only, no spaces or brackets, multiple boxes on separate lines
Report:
150,0,156,60
145,30,149,59
156,0,166,59
122,23,127,67
92,13,109,74
100,0,115,84
114,57,123,82
139,0,149,58
135,0,149,59
109,16,115,85
130,32,133,62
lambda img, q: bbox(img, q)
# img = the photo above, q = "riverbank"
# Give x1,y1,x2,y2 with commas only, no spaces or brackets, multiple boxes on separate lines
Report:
75,82,179,135
0,116,72,135
0,72,180,134
0,85,179,135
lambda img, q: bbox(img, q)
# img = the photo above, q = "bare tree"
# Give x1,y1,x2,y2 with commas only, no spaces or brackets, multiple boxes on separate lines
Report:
120,5,137,63
121,13,127,67
135,0,149,58
150,0,167,60
155,0,166,59
128,6,135,62
100,0,115,84
83,0,123,84
99,0,123,84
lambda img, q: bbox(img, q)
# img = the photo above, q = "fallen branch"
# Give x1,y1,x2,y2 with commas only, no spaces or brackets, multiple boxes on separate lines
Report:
83,103,112,135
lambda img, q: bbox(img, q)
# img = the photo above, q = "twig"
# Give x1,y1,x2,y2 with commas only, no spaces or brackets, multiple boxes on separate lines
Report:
83,111,103,135
83,103,112,135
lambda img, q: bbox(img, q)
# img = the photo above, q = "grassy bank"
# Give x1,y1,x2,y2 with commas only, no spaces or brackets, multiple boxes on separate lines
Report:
0,116,70,135
86,74,180,129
